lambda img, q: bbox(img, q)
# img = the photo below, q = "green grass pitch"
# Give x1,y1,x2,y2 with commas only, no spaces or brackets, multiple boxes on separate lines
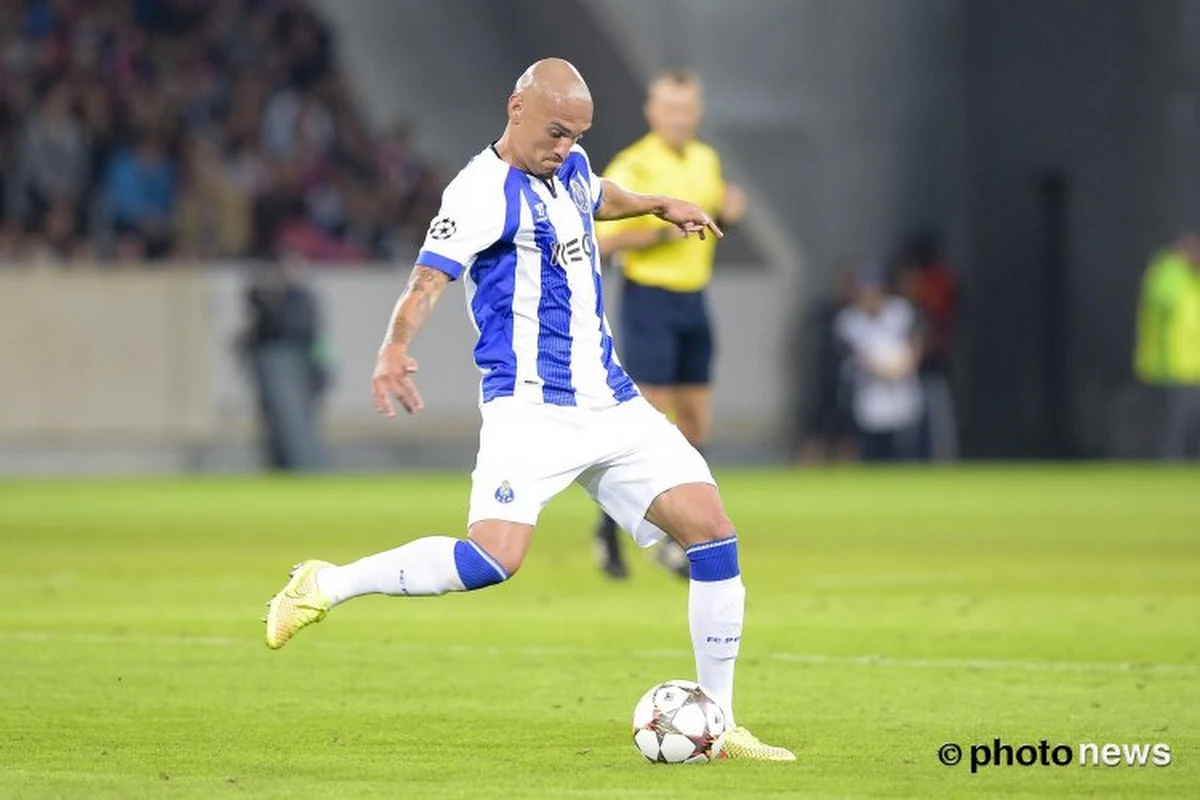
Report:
1,466,1197,798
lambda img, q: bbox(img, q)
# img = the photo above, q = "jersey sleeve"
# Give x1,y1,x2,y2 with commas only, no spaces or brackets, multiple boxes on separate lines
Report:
415,171,505,280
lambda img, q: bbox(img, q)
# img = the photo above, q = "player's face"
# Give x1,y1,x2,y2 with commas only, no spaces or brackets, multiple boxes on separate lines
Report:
517,94,593,177
646,82,703,149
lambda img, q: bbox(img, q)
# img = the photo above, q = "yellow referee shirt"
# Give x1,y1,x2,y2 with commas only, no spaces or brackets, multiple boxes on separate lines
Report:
599,133,726,292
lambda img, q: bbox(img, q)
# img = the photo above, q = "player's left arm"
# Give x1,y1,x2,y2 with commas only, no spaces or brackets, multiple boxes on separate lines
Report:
595,178,723,241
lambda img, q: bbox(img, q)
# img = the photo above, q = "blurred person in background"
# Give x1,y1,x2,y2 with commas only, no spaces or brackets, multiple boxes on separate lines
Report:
103,129,177,260
1135,232,1200,460
7,80,90,245
240,254,331,471
174,135,250,259
24,198,92,265
793,261,858,464
895,227,959,461
591,69,746,580
835,262,924,461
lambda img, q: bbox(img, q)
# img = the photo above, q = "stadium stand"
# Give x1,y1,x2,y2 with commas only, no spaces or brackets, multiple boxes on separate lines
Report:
0,0,443,265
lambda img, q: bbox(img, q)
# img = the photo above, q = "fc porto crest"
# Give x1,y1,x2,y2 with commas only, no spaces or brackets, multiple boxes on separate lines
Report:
494,480,515,504
569,174,591,215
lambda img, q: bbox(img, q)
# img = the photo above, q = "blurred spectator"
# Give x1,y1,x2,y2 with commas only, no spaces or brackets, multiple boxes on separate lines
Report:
794,261,858,463
7,81,90,237
262,86,334,161
0,222,19,263
104,130,176,259
1134,233,1200,459
251,155,306,257
834,262,925,461
25,198,92,265
79,82,120,194
896,227,960,461
175,134,250,259
239,256,330,471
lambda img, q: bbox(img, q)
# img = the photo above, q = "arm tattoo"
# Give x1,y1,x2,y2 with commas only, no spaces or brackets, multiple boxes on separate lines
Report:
382,266,449,349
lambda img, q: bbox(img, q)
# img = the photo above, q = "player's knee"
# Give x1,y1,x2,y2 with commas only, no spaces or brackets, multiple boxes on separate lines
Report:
650,484,733,547
686,491,734,543
692,509,734,543
675,506,735,546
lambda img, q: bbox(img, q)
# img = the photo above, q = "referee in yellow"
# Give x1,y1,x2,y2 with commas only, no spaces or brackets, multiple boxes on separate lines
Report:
593,69,746,579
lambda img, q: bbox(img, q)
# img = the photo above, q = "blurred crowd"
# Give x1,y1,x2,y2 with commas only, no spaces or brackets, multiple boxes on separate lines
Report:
0,0,442,266
795,228,960,464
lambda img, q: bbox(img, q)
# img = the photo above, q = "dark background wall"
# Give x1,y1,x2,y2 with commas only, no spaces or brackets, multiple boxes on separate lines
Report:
962,0,1197,457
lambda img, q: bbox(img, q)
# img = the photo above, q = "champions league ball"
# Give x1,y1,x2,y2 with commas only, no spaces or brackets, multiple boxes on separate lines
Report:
631,680,727,763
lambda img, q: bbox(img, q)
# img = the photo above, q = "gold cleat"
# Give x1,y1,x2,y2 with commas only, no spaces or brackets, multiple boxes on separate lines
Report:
264,560,333,649
717,726,797,761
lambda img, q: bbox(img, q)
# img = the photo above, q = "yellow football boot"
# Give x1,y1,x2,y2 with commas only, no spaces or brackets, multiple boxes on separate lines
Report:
264,560,333,649
717,726,797,761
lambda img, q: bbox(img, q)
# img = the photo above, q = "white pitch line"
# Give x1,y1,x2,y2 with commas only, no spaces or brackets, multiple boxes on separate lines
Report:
2,632,1196,674
1,632,241,647
770,652,1200,674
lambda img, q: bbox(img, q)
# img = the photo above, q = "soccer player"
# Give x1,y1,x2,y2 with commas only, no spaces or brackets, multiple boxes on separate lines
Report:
264,58,793,761
592,70,745,580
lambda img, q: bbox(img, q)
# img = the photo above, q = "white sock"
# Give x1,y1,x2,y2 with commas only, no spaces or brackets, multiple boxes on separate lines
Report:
689,574,745,727
316,536,467,605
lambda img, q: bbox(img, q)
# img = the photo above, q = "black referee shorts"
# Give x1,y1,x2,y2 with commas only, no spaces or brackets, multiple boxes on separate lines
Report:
619,278,714,387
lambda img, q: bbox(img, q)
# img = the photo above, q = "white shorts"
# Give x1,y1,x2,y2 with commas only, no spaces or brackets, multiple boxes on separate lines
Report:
467,396,715,547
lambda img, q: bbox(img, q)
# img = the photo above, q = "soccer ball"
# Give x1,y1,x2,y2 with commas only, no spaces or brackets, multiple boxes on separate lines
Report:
631,679,727,763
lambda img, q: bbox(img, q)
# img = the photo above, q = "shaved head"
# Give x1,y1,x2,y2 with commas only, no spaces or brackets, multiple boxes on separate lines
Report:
514,58,593,105
496,58,594,177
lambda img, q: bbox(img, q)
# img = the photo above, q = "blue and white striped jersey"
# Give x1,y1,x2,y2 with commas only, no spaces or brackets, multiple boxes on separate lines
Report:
416,144,639,409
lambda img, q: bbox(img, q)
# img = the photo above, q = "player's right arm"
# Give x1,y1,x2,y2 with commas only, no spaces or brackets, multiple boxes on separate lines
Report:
371,266,450,417
597,222,683,259
595,150,682,259
371,164,505,418
595,178,721,240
